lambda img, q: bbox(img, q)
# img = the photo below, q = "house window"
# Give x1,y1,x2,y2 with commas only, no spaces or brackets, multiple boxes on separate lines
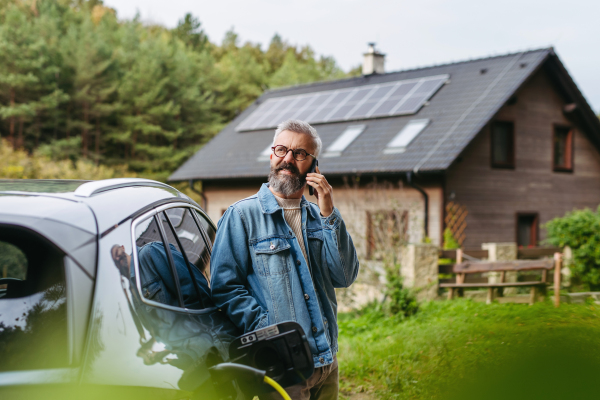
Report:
491,121,514,168
517,213,538,247
366,210,408,260
553,126,573,172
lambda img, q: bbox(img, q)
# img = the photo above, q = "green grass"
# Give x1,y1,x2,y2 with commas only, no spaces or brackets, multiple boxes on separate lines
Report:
337,299,600,399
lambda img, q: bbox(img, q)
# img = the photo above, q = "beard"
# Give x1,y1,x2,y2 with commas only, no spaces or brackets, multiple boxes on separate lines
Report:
268,161,306,196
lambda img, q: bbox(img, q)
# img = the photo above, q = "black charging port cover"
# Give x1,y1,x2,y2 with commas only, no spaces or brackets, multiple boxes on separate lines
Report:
228,321,314,392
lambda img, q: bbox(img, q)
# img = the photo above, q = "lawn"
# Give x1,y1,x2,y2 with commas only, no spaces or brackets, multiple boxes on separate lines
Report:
337,299,600,399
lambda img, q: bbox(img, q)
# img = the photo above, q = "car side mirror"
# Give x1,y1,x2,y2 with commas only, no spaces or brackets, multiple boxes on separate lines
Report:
228,321,314,394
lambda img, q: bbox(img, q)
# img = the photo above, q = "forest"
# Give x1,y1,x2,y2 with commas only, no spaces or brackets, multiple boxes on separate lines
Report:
0,0,359,180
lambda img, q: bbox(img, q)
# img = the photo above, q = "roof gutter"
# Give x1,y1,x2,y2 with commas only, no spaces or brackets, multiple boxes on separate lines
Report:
189,180,207,211
406,172,428,238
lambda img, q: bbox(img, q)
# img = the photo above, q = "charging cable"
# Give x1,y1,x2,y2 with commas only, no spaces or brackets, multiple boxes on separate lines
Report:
209,362,291,400
263,375,291,400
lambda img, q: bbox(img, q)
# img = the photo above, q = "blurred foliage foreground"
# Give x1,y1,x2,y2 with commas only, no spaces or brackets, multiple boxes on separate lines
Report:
338,299,600,400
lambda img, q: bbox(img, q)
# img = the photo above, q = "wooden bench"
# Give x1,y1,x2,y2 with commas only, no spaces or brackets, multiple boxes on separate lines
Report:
439,250,562,305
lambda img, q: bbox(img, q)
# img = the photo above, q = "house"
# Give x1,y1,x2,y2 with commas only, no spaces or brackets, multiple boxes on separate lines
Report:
169,46,600,256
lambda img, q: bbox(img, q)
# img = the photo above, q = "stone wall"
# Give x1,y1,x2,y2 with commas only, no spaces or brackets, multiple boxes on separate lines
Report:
400,244,439,301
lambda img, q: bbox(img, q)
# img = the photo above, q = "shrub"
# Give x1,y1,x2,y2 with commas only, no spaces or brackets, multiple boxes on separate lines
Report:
443,227,460,250
384,264,418,318
545,206,600,290
0,139,131,180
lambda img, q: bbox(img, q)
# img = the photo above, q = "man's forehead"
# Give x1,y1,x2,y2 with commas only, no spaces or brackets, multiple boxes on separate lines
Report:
277,130,315,149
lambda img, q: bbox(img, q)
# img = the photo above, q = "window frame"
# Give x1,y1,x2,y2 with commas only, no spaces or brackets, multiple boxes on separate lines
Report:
516,212,539,248
130,202,217,314
490,120,515,169
553,124,574,172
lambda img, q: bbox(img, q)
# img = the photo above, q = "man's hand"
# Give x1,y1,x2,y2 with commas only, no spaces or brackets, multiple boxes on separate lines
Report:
306,166,334,217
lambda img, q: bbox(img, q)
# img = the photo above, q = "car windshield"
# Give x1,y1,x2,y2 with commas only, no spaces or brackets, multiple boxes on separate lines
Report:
0,179,90,193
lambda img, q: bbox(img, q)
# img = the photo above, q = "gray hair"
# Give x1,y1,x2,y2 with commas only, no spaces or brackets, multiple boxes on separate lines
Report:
273,119,322,158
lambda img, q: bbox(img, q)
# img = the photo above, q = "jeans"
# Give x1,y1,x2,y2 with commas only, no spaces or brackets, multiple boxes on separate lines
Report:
261,356,338,400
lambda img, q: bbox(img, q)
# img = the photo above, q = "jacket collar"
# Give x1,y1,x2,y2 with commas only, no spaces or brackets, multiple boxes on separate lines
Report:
258,183,318,219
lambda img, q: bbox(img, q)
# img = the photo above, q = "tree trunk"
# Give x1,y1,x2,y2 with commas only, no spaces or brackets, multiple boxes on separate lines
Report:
82,102,89,158
131,110,140,158
95,116,100,165
8,88,15,148
35,114,41,148
131,131,137,158
17,117,24,149
66,104,71,139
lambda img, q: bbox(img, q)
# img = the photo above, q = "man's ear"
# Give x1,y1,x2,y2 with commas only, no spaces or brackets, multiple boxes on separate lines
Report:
270,154,272,160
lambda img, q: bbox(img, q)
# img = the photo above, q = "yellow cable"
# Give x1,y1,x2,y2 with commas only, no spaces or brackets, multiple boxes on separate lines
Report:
263,376,291,400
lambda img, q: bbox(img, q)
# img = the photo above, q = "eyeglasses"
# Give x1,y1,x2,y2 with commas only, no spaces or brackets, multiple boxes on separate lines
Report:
271,145,316,161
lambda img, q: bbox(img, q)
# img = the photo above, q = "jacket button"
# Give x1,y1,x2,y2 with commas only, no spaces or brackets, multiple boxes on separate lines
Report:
319,357,325,364
312,326,317,333
304,294,310,300
270,244,275,250
329,218,336,225
296,259,301,266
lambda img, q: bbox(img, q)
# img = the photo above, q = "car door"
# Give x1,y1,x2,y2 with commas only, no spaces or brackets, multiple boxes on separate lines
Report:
83,202,240,399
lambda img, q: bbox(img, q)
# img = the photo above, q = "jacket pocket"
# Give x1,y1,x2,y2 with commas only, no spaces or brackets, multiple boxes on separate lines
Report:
307,229,324,265
142,280,166,304
252,237,292,276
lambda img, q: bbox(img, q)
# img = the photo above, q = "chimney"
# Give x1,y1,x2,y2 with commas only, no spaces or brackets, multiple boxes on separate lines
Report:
362,43,385,75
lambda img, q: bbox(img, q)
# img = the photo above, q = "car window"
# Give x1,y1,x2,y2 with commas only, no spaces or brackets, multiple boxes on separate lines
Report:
132,208,213,311
0,229,68,372
0,241,27,280
165,208,212,282
132,215,182,307
193,209,216,248
161,208,212,309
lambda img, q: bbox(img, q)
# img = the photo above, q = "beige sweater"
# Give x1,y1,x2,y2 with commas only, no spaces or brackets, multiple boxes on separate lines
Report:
274,196,308,264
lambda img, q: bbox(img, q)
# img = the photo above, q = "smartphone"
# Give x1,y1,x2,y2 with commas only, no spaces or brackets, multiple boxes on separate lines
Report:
308,159,318,196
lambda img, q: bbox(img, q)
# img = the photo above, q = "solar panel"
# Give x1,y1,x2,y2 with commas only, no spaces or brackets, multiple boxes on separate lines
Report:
236,74,448,131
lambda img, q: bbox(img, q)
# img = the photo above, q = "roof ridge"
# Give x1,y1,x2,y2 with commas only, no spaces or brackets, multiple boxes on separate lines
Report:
263,47,553,96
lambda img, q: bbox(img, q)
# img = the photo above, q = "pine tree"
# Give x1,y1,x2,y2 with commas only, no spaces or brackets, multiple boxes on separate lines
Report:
0,5,47,148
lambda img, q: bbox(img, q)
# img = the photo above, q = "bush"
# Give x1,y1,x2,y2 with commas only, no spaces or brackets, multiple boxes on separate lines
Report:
443,227,461,250
545,206,600,290
0,139,131,180
384,264,418,318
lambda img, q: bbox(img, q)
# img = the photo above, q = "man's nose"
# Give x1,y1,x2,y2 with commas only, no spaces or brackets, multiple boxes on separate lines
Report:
283,150,296,163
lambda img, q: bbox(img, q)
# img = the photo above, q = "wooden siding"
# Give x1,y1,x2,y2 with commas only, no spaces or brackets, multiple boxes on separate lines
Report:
445,67,600,248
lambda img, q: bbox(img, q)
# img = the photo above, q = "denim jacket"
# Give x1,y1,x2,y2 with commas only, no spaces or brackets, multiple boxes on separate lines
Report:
136,242,213,310
211,183,359,368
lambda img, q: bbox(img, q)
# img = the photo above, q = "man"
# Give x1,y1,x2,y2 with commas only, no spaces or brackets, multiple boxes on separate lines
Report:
211,119,359,399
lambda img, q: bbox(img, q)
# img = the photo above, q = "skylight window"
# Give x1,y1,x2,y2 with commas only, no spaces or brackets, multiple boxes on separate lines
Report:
384,119,429,154
257,144,272,161
323,125,366,157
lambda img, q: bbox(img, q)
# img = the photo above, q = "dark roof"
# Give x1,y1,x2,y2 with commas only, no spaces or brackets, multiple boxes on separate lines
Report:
169,48,600,181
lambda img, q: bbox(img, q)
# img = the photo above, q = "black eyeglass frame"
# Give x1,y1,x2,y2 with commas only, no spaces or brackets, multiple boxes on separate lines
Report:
271,145,316,161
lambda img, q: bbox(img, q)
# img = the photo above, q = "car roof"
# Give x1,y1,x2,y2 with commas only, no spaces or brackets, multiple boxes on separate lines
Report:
0,179,195,276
